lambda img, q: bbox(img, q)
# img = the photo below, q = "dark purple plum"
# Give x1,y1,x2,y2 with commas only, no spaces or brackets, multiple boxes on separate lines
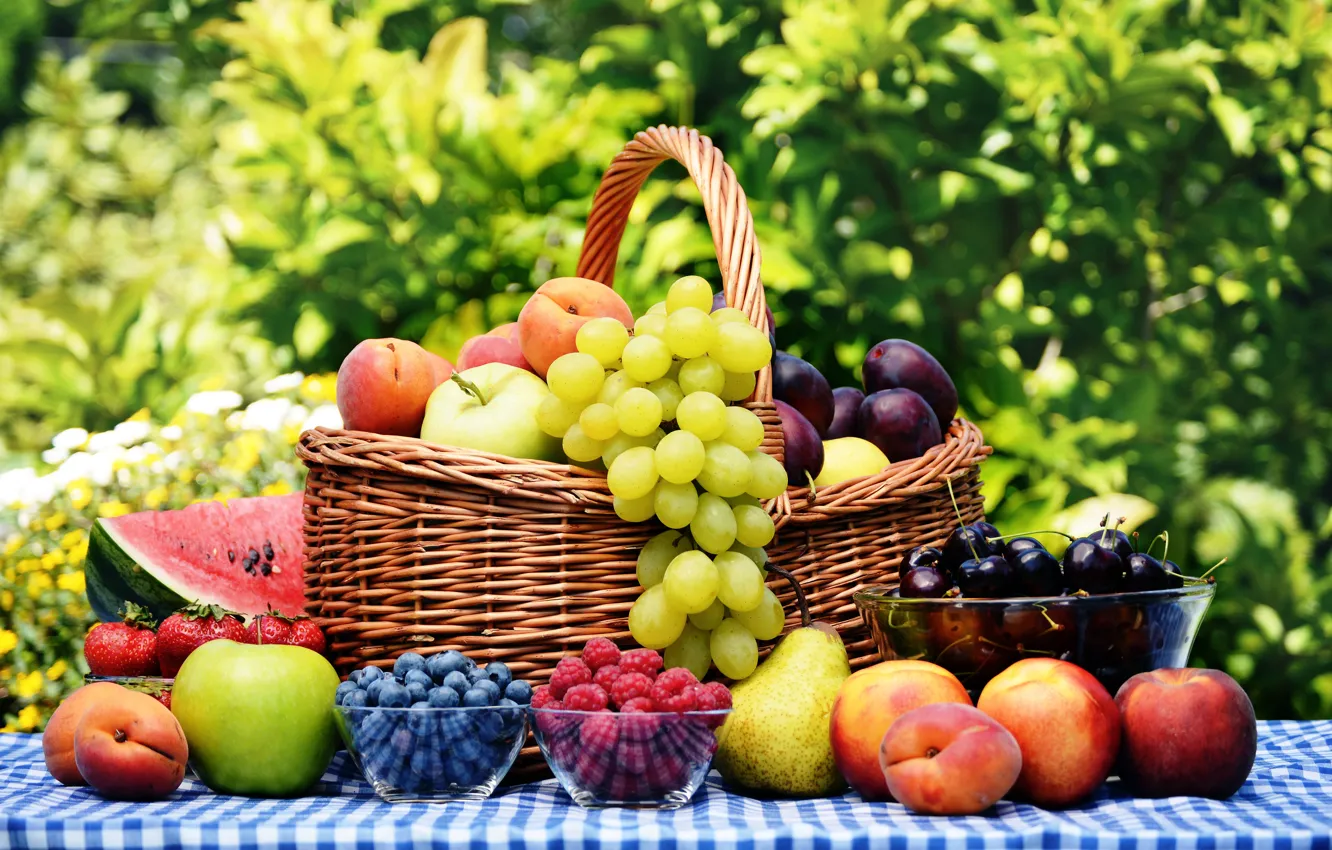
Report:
774,399,825,488
1011,548,1063,597
712,291,776,349
905,545,943,572
827,387,865,439
856,388,942,461
862,339,959,427
1062,538,1126,594
941,525,994,577
899,566,951,598
1085,527,1134,561
956,555,1014,598
772,351,835,437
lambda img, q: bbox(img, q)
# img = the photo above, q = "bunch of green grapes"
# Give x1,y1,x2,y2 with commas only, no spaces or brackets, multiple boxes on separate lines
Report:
537,275,786,681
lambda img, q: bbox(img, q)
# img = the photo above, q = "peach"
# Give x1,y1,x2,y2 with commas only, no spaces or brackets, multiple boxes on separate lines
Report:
43,681,127,785
456,333,533,373
486,322,518,340
516,277,633,377
1115,668,1257,799
977,658,1120,808
880,703,1022,815
335,338,438,436
829,660,972,800
73,688,188,800
424,351,454,386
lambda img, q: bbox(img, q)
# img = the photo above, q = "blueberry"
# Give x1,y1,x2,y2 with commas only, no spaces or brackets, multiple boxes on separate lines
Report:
474,711,504,742
463,687,493,708
504,680,533,705
443,671,471,695
410,746,445,783
484,662,512,691
466,666,489,685
394,653,427,680
404,669,433,689
443,757,470,786
471,679,501,705
359,666,385,684
485,740,514,768
349,668,364,685
335,681,360,704
408,703,436,736
342,689,369,708
427,650,469,682
427,687,460,708
378,681,411,708
366,677,392,706
452,735,484,762
439,712,474,742
406,682,429,704
356,710,397,747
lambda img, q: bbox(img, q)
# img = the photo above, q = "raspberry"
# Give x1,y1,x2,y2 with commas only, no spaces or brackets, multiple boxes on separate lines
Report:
581,637,621,671
690,683,720,711
578,711,619,751
651,667,700,713
610,672,654,709
702,681,732,710
592,664,622,692
619,648,663,679
531,685,557,709
563,683,609,712
549,656,592,698
620,696,656,713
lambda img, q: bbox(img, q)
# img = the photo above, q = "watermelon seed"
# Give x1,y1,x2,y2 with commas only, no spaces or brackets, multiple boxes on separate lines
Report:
263,541,275,561
248,548,260,564
261,562,273,577
228,550,236,563
244,563,257,576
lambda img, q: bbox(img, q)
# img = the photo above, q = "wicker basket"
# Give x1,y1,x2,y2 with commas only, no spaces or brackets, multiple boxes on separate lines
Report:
298,123,991,676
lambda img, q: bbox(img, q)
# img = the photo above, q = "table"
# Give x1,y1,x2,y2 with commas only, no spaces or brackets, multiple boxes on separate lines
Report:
3,722,1331,849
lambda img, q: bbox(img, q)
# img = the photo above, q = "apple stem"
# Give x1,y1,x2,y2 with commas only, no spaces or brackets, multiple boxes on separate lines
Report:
766,563,810,629
450,372,488,405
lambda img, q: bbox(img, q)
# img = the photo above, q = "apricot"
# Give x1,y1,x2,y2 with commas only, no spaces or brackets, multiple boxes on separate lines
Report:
73,688,188,801
829,660,972,800
880,703,1022,815
335,338,438,436
516,277,634,377
977,658,1121,808
457,333,533,373
43,681,127,785
1115,668,1257,799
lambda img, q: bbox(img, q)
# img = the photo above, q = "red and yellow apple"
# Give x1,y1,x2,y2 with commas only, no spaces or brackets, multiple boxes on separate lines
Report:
829,659,972,800
516,277,633,377
879,702,1022,815
457,331,533,373
335,338,438,436
1115,668,1257,800
976,657,1120,808
73,688,188,800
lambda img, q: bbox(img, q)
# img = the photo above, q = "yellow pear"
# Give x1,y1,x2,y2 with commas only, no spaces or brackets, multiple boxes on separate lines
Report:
814,437,889,488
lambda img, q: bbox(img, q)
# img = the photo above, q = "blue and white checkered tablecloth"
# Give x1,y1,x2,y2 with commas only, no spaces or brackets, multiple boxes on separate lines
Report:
3,721,1331,850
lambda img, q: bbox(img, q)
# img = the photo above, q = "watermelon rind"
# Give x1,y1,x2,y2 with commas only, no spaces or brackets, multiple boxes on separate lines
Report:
85,520,192,622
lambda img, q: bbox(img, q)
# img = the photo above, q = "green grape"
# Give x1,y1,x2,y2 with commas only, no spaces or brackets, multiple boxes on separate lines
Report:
710,618,758,679
635,313,667,339
654,480,699,529
547,352,605,403
731,587,785,640
721,406,764,452
615,387,664,437
598,370,645,405
607,445,659,500
664,307,717,359
663,550,720,614
579,402,620,441
715,551,765,612
666,360,683,382
720,369,757,402
691,492,737,554
676,392,727,441
688,598,727,631
710,307,749,326
603,430,663,467
647,300,668,316
698,441,752,498
733,504,775,547
621,335,673,383
745,450,789,499
711,323,773,373
727,494,761,508
576,317,630,366
667,275,714,313
628,584,686,649
655,430,706,484
678,356,726,397
562,423,605,463
729,541,768,570
638,530,692,588
646,378,684,421
664,621,713,680
537,394,584,438
614,491,657,522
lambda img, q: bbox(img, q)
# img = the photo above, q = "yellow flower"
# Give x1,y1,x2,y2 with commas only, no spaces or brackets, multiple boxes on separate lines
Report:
0,724,15,734
16,705,40,731
143,487,169,509
98,502,131,519
27,572,53,597
0,630,16,656
68,481,92,511
44,512,68,533
57,571,85,594
16,558,39,574
260,480,293,497
47,660,68,681
0,591,12,611
200,375,227,391
177,467,197,485
60,530,85,550
302,374,337,402
4,535,23,556
42,550,67,570
222,432,264,475
127,408,152,422
68,539,88,563
15,670,44,699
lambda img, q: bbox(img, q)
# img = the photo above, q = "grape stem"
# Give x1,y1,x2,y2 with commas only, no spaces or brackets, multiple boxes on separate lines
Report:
450,373,488,406
766,563,810,629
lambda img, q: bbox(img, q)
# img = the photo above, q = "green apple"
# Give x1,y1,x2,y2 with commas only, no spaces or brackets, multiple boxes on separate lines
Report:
814,437,890,487
171,640,340,797
420,362,562,461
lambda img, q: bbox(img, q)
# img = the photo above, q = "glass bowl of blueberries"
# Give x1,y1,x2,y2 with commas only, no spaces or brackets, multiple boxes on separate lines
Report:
854,519,1218,700
333,650,532,802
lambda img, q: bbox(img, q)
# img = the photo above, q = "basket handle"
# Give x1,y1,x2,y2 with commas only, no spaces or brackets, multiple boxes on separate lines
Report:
576,125,773,403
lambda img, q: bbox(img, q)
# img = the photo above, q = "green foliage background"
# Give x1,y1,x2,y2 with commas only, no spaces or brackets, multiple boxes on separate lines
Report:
2,0,1331,719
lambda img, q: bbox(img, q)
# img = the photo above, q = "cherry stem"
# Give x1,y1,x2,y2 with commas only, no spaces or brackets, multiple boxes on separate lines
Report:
1160,530,1170,566
766,563,810,629
991,529,1075,542
450,372,488,405
1197,557,1227,580
945,479,980,561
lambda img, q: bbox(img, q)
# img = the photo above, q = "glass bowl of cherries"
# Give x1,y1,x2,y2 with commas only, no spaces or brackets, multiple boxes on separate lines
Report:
854,517,1218,700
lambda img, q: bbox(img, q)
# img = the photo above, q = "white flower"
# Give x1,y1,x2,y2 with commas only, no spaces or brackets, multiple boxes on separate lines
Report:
0,468,44,509
41,447,70,466
112,420,153,446
240,398,293,432
264,372,305,394
185,390,244,416
284,404,311,428
160,425,183,441
52,428,89,451
86,431,118,453
301,404,343,431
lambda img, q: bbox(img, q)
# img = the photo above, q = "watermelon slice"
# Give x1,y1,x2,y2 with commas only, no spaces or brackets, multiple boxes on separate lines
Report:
85,493,307,623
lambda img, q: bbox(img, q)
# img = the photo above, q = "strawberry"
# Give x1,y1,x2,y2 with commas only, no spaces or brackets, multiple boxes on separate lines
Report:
83,603,160,677
157,602,246,677
288,618,327,655
244,611,293,646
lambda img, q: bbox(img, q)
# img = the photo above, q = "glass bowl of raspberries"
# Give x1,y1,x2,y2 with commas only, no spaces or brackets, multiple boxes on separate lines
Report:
529,639,732,810
333,650,533,802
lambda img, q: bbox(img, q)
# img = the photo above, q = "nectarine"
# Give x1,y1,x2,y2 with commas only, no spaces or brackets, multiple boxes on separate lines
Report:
1115,668,1257,799
335,338,438,436
424,351,454,386
977,657,1120,808
73,688,189,800
457,334,533,373
517,277,633,377
829,660,972,800
880,703,1022,815
43,681,127,785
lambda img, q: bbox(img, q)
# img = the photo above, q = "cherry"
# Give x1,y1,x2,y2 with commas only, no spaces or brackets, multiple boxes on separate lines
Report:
1124,552,1171,592
941,526,994,577
956,555,1014,598
1085,526,1134,561
1003,537,1045,562
899,566,952,598
1063,538,1126,594
905,545,944,572
973,521,1004,554
1162,559,1184,589
1011,548,1063,597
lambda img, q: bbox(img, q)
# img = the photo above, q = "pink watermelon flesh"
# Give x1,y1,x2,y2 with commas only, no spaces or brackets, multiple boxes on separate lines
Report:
88,493,307,620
